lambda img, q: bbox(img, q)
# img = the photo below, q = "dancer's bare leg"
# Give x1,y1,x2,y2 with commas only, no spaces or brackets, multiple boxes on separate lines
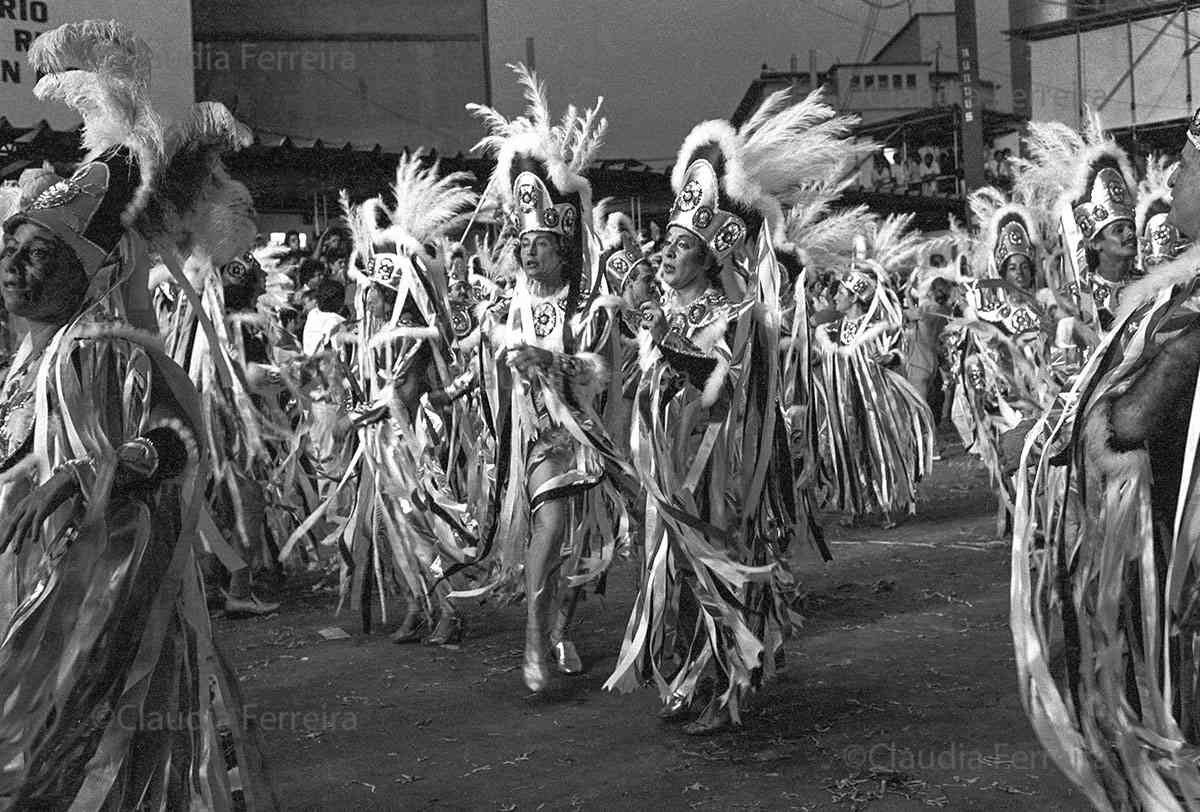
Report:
524,456,566,691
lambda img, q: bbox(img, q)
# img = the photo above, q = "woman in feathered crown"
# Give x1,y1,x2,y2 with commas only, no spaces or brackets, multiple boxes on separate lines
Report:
950,192,1058,524
461,65,634,692
605,88,847,734
0,21,276,808
278,154,482,646
1137,155,1187,270
1009,110,1200,808
812,216,935,529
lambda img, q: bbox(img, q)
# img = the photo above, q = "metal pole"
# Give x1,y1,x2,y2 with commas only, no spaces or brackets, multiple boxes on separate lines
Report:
1187,3,1194,113
525,37,535,71
1127,19,1137,142
955,0,985,192
1075,24,1084,125
480,0,493,106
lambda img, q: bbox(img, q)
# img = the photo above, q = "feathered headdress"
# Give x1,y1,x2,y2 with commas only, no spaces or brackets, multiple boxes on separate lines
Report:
1012,110,1135,242
1136,155,1184,268
969,187,1043,281
668,87,869,264
592,198,635,250
468,63,605,259
346,151,477,292
17,21,256,282
779,165,871,271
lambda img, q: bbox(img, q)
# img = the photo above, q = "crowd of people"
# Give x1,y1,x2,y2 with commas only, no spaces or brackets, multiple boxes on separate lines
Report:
3,18,1200,811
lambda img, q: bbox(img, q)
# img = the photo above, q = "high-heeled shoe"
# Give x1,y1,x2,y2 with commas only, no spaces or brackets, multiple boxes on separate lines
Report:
658,691,691,722
552,640,582,675
390,612,427,644
682,704,732,736
424,612,464,646
523,654,551,692
222,591,280,618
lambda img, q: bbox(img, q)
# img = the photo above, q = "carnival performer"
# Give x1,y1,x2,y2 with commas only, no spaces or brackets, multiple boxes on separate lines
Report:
605,88,853,733
813,216,935,528
279,154,481,645
1014,112,1138,337
0,20,276,808
1011,108,1200,809
462,65,634,691
1137,154,1187,271
951,190,1058,522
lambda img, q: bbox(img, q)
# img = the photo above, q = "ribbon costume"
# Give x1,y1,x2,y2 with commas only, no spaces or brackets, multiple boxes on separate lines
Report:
461,65,633,691
1010,111,1200,809
813,217,935,527
0,21,276,809
605,88,849,733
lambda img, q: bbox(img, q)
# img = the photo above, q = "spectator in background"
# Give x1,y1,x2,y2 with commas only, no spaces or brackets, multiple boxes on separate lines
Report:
906,153,924,194
873,152,895,193
303,279,347,355
984,150,999,185
921,152,939,196
997,149,1014,190
284,230,302,252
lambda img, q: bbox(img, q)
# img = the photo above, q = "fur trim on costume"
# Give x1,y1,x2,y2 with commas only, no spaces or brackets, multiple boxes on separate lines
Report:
699,353,729,408
1067,140,1137,211
568,351,609,403
1115,243,1200,320
1081,398,1146,480
74,320,166,354
1137,155,1176,234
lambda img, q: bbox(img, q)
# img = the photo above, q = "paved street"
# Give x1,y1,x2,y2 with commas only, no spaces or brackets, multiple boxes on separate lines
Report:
220,443,1087,811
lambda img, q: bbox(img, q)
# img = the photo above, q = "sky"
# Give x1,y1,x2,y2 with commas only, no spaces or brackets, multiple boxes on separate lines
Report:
487,0,1013,163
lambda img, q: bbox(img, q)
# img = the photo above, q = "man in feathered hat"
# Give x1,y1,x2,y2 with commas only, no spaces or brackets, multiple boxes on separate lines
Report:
464,66,633,692
1009,107,1200,807
1069,150,1139,330
0,20,276,809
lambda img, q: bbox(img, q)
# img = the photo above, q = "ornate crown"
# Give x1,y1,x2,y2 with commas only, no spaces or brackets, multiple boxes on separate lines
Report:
994,217,1034,271
841,268,876,303
667,158,749,262
511,170,579,240
1072,163,1134,239
1142,211,1183,267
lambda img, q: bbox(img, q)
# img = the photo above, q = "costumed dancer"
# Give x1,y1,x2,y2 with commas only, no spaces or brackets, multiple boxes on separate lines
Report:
605,88,849,733
951,190,1058,523
0,20,276,808
153,116,289,615
280,154,481,645
813,215,935,528
1137,155,1188,271
1012,112,1139,340
462,65,634,691
1010,109,1200,810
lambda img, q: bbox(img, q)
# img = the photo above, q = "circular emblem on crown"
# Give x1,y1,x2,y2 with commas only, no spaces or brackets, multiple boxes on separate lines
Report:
677,179,703,211
693,206,713,230
31,179,82,210
561,206,576,235
712,221,745,254
1076,212,1095,237
543,207,560,228
1105,180,1127,203
1092,204,1109,222
518,182,541,209
450,306,472,338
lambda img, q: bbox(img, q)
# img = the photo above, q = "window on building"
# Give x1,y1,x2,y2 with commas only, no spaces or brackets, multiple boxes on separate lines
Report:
892,74,903,89
864,75,875,89
906,74,917,88
851,75,861,89
879,75,889,88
